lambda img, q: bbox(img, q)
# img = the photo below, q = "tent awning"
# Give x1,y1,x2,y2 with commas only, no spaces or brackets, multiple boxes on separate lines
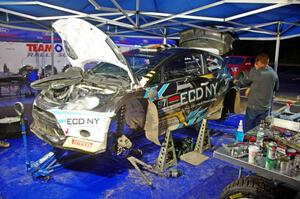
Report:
0,0,300,40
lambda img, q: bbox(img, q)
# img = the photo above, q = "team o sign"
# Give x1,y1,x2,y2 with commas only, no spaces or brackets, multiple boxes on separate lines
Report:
26,43,63,53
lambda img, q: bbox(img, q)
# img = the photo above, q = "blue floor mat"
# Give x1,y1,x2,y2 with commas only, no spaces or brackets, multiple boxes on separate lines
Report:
0,113,243,199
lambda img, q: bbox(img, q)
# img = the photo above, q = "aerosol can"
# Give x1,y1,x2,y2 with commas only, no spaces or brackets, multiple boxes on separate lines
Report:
256,121,265,148
236,120,244,142
266,142,277,170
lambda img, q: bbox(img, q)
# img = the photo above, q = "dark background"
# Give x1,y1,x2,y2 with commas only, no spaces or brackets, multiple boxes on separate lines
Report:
230,37,300,65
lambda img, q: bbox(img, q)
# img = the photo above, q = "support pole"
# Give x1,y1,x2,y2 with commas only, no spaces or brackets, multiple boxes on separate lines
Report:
51,27,55,75
163,28,167,44
274,22,281,72
136,0,139,27
270,22,281,115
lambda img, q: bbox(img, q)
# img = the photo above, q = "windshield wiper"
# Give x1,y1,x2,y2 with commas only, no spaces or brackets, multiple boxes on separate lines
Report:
96,73,129,81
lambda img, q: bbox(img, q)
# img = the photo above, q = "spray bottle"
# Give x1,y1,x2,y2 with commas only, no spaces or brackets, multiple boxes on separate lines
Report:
236,120,244,142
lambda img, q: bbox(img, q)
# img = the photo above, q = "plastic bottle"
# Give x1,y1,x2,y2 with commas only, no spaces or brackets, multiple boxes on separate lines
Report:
256,121,265,148
236,120,244,142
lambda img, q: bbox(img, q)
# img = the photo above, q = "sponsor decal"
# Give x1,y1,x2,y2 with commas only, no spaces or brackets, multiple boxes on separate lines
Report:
49,109,114,143
229,193,243,199
0,27,9,33
26,43,63,52
177,82,193,91
180,82,218,105
26,43,65,57
168,95,180,106
71,138,93,149
157,83,170,99
144,86,158,102
66,118,100,126
62,137,106,153
201,73,215,79
157,98,167,109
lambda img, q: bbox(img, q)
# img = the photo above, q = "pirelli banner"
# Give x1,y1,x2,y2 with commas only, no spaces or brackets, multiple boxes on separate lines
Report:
0,41,69,73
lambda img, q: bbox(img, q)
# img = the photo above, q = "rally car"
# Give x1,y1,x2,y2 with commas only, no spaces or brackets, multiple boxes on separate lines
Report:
30,18,238,156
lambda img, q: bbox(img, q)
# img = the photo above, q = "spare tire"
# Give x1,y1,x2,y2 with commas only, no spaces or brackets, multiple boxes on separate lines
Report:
220,176,274,199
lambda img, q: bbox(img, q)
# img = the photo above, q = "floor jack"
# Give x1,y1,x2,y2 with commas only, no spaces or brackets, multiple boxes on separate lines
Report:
15,102,91,180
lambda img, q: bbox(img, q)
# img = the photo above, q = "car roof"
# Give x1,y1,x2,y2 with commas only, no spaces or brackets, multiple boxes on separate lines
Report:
124,47,223,60
225,55,256,58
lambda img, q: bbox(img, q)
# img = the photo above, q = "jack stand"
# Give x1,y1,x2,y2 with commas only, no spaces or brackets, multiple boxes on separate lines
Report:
180,119,210,166
155,129,177,173
14,102,91,180
194,119,211,153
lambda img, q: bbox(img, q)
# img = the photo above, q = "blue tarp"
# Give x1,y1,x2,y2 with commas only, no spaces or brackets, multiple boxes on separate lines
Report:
0,26,175,45
0,0,300,40
0,98,242,199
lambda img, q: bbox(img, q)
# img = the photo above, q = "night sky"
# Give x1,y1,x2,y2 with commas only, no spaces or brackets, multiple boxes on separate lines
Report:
230,37,300,65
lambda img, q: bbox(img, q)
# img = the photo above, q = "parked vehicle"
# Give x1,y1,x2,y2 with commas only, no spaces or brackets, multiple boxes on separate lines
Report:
225,55,255,78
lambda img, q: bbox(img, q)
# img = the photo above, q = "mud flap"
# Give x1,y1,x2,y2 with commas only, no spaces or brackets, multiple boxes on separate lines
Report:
144,100,160,146
223,86,241,117
207,97,224,120
234,88,241,114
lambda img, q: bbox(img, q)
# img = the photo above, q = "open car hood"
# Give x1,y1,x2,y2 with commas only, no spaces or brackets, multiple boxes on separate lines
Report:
52,18,139,86
31,67,83,90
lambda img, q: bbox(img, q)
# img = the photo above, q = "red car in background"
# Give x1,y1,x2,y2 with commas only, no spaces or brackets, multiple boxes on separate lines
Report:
225,55,255,78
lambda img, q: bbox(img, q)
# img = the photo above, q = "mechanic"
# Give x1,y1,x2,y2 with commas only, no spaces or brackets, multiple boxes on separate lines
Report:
235,53,279,132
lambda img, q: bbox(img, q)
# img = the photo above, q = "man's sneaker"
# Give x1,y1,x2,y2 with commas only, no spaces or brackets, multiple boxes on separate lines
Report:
0,140,10,148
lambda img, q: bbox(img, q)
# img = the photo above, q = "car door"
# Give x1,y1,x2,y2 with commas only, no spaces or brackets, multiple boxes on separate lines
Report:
203,52,234,119
178,52,224,126
144,52,208,131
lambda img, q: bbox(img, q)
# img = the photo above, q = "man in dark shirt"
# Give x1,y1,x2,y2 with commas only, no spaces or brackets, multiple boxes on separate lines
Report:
236,53,279,132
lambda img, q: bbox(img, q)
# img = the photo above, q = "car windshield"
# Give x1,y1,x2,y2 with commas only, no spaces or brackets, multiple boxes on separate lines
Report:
225,57,244,65
87,62,130,81
124,49,172,80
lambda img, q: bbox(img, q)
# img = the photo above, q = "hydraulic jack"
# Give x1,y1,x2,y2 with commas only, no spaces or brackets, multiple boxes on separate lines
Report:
15,102,91,180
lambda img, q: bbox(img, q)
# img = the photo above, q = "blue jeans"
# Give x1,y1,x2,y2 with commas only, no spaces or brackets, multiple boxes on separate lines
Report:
245,107,269,132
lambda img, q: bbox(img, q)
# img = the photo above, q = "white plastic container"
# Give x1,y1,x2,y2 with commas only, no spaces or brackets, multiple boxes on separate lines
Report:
248,145,260,164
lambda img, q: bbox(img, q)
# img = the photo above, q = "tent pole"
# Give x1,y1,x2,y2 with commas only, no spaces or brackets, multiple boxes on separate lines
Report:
270,22,281,114
163,28,167,44
274,22,281,72
51,27,54,75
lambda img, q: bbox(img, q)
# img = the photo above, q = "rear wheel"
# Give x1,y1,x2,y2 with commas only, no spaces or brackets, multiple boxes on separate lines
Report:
220,176,274,199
